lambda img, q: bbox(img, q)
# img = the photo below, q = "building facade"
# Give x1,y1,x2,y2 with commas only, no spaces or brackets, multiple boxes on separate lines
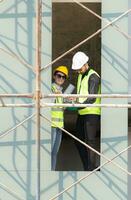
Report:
0,0,130,199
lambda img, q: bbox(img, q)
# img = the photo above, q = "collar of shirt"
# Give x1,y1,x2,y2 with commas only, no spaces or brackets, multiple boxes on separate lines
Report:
52,82,63,91
81,67,90,79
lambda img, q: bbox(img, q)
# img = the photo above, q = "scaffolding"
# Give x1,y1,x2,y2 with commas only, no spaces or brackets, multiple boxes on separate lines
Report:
0,0,131,200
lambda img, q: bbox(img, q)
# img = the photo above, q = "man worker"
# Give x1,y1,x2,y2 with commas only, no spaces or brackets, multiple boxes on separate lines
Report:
71,51,101,171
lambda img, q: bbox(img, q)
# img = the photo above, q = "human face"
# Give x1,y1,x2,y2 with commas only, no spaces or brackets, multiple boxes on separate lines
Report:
54,72,66,86
77,64,88,74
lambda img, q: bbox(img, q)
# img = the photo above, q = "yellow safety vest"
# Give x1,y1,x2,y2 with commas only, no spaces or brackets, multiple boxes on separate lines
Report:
51,84,64,128
77,69,101,115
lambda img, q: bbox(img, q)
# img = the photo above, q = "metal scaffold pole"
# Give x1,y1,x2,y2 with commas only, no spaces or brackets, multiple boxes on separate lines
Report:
35,0,42,199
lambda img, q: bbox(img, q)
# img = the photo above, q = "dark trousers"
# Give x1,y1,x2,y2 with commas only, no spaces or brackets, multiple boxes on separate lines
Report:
75,114,100,171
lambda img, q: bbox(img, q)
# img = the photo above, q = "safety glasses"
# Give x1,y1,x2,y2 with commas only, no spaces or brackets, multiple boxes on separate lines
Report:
55,73,66,80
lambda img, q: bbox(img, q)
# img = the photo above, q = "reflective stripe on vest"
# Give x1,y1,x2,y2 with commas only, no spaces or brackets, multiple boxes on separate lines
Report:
77,69,101,115
51,85,64,127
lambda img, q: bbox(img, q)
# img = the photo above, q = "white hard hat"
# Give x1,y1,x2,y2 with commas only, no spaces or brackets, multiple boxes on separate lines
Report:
72,51,89,70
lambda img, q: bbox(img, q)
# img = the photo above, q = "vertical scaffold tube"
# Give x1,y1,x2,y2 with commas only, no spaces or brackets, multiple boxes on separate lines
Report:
35,0,42,199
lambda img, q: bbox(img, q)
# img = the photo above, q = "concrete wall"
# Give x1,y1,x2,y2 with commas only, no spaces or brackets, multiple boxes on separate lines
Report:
101,1,128,200
0,1,51,199
0,0,129,200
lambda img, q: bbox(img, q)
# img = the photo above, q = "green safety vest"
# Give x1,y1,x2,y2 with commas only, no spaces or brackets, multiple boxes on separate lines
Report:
51,85,64,128
77,69,101,115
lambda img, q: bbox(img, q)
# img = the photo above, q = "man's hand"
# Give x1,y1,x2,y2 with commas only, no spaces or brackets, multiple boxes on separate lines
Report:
67,97,77,102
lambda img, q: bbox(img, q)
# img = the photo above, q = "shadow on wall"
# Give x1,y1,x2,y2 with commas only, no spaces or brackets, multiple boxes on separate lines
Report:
0,1,35,200
0,1,129,200
0,0,52,199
